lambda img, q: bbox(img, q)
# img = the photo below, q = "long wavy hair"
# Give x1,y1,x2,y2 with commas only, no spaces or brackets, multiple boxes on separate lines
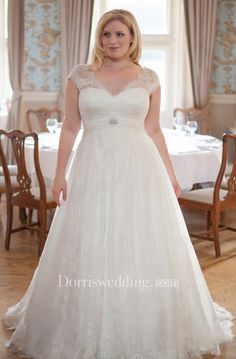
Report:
91,9,142,69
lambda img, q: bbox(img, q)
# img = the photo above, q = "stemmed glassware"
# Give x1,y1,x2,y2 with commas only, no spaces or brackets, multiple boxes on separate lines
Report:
185,112,198,135
173,117,187,135
186,120,198,135
46,118,58,134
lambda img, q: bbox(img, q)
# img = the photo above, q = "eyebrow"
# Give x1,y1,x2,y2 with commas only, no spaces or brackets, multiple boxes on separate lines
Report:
103,30,126,33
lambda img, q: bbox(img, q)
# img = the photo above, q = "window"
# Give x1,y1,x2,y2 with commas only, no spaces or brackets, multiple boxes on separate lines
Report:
0,0,11,110
90,0,186,127
106,0,169,35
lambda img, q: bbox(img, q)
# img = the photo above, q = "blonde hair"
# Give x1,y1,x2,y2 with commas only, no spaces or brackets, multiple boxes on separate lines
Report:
91,9,142,69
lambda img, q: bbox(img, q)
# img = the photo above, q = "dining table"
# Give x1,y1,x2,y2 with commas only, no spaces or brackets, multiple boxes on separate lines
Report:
25,128,222,191
0,110,8,130
162,128,222,189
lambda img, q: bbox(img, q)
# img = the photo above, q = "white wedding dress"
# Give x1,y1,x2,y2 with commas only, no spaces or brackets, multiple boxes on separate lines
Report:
3,65,233,359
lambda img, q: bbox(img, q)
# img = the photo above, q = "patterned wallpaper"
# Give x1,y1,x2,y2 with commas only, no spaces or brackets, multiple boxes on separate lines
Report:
211,0,236,94
24,0,235,94
24,0,61,92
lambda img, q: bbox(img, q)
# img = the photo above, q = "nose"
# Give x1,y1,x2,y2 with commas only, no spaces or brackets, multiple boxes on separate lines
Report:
108,34,117,44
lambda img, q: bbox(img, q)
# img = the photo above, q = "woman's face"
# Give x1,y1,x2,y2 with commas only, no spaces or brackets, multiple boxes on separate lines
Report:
101,20,133,61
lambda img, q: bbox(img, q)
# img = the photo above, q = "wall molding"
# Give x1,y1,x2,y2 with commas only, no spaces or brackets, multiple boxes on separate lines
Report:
23,92,236,105
210,94,236,105
23,92,59,103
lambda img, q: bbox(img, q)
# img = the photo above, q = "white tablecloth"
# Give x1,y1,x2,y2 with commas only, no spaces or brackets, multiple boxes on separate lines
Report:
25,131,83,187
162,128,222,189
25,128,222,190
0,111,8,130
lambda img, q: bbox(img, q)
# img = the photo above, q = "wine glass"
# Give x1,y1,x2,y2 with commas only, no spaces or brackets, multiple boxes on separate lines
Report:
55,122,63,135
173,117,186,135
186,120,198,135
46,118,58,134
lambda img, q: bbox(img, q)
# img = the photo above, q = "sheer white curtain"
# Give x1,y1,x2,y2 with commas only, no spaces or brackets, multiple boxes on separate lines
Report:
0,0,11,108
6,0,24,162
173,0,193,110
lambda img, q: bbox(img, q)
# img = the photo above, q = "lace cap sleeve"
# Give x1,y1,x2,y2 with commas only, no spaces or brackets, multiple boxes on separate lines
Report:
67,64,91,90
141,67,160,95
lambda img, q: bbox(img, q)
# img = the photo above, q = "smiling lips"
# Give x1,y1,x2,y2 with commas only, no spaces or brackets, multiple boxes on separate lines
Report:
109,47,120,51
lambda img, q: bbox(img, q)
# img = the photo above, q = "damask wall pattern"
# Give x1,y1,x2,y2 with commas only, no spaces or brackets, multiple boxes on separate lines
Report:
24,0,61,92
211,0,236,94
24,0,235,94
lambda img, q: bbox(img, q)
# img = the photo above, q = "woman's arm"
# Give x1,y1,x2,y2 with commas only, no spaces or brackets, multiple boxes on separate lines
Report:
52,79,81,205
145,86,181,197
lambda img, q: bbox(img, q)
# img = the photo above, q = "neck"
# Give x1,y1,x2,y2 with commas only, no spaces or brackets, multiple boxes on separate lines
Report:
102,57,132,68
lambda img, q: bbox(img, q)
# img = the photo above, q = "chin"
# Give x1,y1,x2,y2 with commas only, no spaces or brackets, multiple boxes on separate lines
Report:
108,53,127,60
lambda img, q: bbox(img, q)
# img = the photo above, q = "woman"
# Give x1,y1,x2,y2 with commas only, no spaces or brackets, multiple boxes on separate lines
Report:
3,9,233,359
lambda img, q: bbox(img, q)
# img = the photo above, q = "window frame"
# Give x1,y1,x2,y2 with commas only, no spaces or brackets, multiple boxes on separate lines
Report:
139,0,183,125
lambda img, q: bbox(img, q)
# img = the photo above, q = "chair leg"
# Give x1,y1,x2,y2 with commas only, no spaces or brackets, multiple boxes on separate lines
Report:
212,209,221,257
5,202,13,250
19,207,27,223
207,211,211,231
28,209,33,225
220,211,226,226
38,209,47,256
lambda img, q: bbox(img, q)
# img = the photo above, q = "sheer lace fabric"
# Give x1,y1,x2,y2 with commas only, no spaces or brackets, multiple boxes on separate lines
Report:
3,64,233,359
67,64,160,96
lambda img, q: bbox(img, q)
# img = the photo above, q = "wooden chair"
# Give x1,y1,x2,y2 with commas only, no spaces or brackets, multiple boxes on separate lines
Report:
26,108,62,132
173,107,209,134
0,130,57,255
0,165,19,201
1,164,30,222
178,133,236,257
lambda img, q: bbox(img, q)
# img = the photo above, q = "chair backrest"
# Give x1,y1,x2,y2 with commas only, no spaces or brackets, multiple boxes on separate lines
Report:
214,133,236,204
26,108,62,132
0,130,47,207
0,163,19,195
173,107,209,134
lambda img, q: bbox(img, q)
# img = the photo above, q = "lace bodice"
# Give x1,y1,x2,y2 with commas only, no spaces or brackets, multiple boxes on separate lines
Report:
67,64,160,136
68,64,160,96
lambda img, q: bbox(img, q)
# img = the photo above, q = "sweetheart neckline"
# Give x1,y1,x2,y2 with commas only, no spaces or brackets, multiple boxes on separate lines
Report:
90,67,144,97
81,86,148,98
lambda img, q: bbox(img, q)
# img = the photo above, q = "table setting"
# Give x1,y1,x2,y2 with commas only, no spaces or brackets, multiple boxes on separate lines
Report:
163,128,222,155
160,115,222,189
24,120,83,186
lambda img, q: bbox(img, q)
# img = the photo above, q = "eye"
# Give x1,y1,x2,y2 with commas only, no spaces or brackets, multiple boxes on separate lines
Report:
117,32,125,37
103,31,110,37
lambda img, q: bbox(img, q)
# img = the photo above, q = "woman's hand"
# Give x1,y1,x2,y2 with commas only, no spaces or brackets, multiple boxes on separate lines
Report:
52,176,67,206
170,176,181,198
